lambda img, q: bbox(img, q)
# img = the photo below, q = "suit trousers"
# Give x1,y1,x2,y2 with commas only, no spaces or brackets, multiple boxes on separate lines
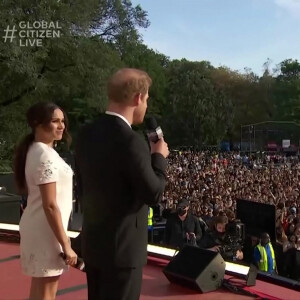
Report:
85,264,143,300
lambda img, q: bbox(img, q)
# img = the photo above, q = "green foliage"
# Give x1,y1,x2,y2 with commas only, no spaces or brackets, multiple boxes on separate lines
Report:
278,59,300,80
1,0,300,164
0,0,148,163
273,59,300,122
0,160,13,173
163,60,233,146
121,42,169,115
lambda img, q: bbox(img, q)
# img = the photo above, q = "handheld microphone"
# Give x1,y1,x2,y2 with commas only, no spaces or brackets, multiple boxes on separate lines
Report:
60,252,85,271
145,116,163,143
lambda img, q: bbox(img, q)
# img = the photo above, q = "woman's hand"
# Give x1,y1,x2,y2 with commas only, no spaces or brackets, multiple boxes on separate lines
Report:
62,244,78,266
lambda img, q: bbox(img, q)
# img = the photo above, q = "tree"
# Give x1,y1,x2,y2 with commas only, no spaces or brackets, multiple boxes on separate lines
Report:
162,60,233,147
0,0,150,169
273,59,300,121
121,42,169,116
277,59,300,81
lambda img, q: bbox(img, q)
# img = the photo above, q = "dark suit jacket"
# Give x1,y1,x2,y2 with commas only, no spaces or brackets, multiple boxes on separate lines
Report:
75,114,167,268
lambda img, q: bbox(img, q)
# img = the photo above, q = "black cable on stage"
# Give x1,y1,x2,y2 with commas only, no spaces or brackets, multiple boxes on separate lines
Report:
222,278,271,300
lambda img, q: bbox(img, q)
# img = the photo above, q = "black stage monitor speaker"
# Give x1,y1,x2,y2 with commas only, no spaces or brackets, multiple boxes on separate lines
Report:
163,245,225,293
0,194,21,224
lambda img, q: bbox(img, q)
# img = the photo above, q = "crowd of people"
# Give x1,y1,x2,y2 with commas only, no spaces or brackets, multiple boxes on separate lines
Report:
159,150,300,280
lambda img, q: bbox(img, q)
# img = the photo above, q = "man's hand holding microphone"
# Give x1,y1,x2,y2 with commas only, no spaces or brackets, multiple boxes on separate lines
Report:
145,116,169,158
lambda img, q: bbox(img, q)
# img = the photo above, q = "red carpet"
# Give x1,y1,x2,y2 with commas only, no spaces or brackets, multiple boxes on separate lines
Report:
1,241,299,299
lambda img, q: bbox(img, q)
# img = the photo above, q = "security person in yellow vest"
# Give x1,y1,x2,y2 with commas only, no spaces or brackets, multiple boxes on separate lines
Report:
254,232,277,274
148,207,153,229
148,207,154,243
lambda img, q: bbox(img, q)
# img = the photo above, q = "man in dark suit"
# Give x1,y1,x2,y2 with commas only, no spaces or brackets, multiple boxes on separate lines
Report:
75,68,169,300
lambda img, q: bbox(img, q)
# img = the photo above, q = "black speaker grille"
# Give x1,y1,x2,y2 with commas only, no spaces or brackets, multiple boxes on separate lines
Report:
165,246,219,279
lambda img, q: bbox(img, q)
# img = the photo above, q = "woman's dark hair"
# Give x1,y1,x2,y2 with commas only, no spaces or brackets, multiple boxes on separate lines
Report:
13,102,71,194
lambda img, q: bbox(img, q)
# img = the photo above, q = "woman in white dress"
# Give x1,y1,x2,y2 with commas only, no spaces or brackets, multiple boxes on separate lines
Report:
14,102,77,300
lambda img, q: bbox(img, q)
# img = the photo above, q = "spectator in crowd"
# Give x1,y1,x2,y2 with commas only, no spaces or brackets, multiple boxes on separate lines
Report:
291,237,300,280
148,206,154,243
283,235,297,253
282,236,300,280
254,232,277,274
290,207,297,219
164,199,202,249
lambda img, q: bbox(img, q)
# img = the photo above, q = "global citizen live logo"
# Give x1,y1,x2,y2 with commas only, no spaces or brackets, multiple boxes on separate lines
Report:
3,21,61,47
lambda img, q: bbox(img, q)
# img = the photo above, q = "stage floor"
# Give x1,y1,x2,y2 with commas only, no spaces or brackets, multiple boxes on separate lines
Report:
0,241,299,300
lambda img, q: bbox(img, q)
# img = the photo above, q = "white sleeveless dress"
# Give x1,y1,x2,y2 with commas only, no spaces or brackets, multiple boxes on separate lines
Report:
19,142,73,277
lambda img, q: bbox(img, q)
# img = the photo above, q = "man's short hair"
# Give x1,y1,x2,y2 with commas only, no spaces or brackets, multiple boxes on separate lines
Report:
107,68,152,104
214,216,228,225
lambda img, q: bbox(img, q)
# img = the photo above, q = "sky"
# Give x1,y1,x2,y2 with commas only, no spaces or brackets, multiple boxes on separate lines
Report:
130,0,300,76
